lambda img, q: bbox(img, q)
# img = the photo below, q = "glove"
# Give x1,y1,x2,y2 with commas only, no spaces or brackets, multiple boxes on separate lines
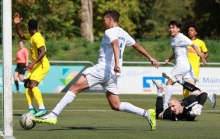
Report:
190,104,203,117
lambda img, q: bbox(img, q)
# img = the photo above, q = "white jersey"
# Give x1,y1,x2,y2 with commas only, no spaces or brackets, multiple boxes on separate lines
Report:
171,33,192,61
98,27,135,73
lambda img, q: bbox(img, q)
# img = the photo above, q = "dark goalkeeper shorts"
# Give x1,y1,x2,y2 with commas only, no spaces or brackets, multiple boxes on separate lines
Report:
15,63,26,75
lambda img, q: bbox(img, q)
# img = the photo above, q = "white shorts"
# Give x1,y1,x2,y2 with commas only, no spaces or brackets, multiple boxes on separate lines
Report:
171,60,196,81
82,64,118,94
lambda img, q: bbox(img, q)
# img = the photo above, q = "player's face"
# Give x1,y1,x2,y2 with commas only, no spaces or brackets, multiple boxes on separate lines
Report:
103,15,111,29
188,27,197,39
168,100,183,115
169,25,180,37
19,41,24,48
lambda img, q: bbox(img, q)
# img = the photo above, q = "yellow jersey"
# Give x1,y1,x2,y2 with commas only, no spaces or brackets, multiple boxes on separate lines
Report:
187,38,208,78
24,32,49,64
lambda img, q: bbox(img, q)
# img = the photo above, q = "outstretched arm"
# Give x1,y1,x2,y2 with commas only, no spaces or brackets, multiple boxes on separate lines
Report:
132,43,160,68
13,13,26,39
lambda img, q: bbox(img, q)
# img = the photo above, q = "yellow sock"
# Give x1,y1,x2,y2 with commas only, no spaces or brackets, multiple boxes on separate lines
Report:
32,87,44,105
25,88,33,105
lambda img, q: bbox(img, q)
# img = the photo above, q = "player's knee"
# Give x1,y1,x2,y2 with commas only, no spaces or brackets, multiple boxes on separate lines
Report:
24,79,29,88
110,104,120,111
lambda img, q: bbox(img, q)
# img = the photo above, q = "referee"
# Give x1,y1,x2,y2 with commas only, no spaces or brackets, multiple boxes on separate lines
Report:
13,40,29,93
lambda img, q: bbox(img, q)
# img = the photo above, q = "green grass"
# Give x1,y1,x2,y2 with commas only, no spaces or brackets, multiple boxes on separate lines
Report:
1,93,220,139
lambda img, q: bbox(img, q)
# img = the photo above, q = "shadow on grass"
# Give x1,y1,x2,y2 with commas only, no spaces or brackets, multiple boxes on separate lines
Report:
50,126,150,131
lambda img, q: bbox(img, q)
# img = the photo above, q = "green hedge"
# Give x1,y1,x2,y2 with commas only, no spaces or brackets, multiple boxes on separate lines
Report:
4,39,220,64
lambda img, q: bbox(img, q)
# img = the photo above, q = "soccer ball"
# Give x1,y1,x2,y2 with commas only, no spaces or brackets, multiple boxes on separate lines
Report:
20,113,36,130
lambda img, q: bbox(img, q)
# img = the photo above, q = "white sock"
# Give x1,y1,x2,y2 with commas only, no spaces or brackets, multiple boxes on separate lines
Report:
39,104,45,110
49,91,76,117
28,104,34,109
163,85,173,109
195,85,212,101
157,89,163,97
119,102,149,117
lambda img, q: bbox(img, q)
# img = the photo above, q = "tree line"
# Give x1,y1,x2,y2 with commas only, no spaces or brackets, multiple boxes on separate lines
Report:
11,0,220,41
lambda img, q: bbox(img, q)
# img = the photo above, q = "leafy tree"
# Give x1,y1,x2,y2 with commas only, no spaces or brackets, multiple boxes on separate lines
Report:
186,0,220,39
130,0,156,38
148,0,193,38
12,0,81,40
92,0,140,38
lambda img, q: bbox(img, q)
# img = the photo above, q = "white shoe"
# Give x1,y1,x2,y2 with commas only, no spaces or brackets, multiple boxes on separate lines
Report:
152,80,166,92
209,93,216,108
162,72,177,82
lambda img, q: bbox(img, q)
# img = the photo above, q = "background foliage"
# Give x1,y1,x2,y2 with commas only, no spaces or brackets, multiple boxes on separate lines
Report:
11,0,220,40
4,0,220,63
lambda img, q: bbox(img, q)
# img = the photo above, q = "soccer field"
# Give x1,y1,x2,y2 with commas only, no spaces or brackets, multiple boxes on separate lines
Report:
2,93,220,139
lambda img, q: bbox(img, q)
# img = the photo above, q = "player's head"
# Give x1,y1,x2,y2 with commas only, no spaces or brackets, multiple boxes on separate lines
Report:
28,19,38,32
168,97,183,115
168,20,181,37
187,24,198,39
103,10,120,29
18,40,25,48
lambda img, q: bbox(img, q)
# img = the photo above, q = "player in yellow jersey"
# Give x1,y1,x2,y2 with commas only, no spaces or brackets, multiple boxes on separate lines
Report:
13,13,50,117
183,24,216,108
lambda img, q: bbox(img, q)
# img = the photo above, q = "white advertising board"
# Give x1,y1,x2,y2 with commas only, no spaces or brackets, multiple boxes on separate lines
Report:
118,66,220,94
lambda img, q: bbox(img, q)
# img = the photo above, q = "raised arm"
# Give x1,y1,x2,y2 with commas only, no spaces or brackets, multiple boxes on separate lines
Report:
13,13,26,39
132,43,160,68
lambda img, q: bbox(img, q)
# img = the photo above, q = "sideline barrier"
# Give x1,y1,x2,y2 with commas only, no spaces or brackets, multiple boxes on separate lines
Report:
0,61,220,94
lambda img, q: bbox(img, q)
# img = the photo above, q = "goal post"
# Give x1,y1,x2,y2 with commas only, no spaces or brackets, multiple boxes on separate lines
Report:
2,0,13,137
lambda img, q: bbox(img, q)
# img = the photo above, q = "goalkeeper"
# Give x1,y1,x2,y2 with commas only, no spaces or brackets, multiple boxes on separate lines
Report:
153,80,207,121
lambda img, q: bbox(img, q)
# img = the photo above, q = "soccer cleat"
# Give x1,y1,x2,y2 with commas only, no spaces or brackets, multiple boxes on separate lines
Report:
162,72,177,82
209,93,217,108
28,108,37,115
13,90,20,93
33,114,57,125
146,109,156,131
34,109,48,117
152,80,166,91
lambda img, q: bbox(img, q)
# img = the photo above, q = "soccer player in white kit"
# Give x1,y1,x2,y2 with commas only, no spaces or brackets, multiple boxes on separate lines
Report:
34,10,159,131
162,20,204,109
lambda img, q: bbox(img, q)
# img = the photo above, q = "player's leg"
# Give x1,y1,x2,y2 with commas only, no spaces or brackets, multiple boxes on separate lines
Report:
24,78,37,114
18,63,26,82
104,76,156,130
162,62,191,109
14,70,19,93
164,73,201,93
34,74,89,124
29,66,50,117
194,85,216,108
163,80,174,109
106,91,156,130
51,74,89,116
152,80,165,119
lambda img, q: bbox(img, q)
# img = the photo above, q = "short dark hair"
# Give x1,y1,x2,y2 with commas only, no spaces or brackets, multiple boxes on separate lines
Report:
28,19,38,30
186,24,199,33
169,20,181,29
104,10,120,22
